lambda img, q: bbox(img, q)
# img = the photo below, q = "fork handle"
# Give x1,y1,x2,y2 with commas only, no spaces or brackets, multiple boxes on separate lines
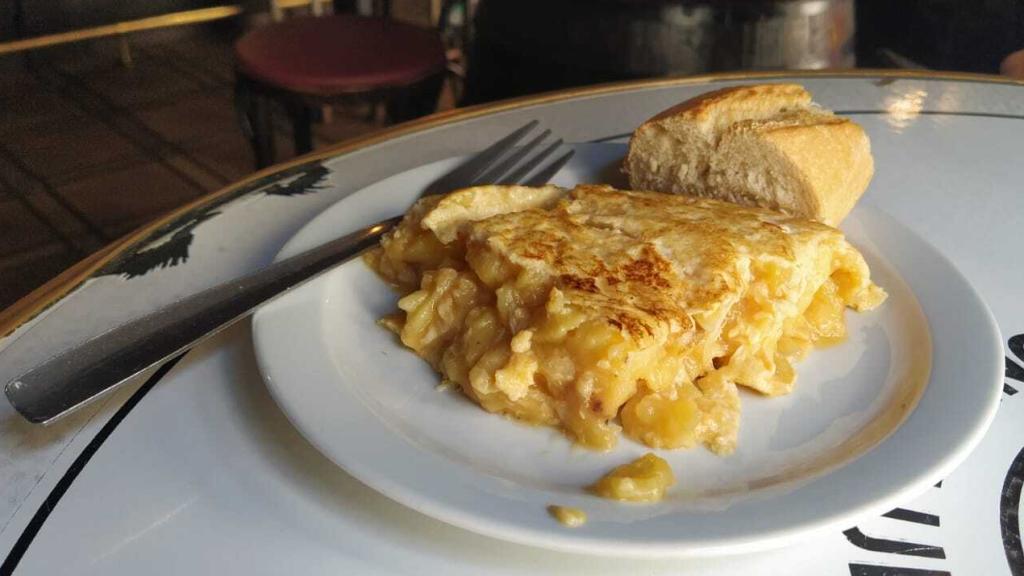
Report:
4,215,403,425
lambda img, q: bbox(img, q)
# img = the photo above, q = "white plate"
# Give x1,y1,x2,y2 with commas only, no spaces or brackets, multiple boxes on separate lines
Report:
252,143,1003,558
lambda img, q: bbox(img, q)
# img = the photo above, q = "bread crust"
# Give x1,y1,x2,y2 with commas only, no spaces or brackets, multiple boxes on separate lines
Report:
646,83,811,124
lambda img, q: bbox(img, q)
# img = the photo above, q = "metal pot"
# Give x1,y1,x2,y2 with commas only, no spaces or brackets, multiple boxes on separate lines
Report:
721,0,855,70
463,0,855,104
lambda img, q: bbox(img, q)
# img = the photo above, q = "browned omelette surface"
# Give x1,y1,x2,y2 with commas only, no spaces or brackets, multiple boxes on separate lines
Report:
365,184,885,454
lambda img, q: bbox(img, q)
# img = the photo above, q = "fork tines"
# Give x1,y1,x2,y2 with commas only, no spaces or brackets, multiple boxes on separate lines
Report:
422,121,574,196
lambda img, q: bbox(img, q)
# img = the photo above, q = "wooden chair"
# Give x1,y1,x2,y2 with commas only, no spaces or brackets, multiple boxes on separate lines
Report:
234,5,447,168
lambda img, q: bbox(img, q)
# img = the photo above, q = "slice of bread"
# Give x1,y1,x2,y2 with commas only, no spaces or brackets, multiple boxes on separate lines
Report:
625,84,873,226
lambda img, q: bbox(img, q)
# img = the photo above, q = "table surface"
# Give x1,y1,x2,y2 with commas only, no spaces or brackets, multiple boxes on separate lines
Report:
1,70,1022,575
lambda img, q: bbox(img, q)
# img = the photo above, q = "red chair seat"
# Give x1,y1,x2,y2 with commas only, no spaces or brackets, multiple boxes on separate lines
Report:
235,14,447,95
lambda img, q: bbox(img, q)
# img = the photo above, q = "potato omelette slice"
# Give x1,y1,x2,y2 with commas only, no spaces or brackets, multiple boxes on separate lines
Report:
365,184,885,454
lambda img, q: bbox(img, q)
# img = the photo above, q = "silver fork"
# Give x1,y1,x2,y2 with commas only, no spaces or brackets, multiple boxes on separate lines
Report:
5,121,573,425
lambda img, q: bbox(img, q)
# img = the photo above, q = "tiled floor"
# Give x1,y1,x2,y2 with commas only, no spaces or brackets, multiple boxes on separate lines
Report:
0,12,447,310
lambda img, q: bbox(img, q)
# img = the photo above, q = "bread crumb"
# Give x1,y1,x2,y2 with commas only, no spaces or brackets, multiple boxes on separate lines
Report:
547,505,587,527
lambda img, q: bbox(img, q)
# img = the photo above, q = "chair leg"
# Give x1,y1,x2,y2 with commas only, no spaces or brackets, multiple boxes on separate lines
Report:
288,103,314,156
384,73,444,124
365,94,380,123
235,78,277,169
251,95,277,168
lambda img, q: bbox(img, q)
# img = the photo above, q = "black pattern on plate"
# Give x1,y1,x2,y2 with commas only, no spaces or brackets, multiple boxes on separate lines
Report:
0,354,186,574
261,163,330,197
96,162,332,279
99,211,220,278
848,565,950,576
845,485,947,575
1006,334,1024,396
1001,387,1024,576
997,334,1020,573
843,527,946,559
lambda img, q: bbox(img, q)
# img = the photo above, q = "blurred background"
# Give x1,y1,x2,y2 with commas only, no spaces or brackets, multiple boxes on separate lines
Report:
0,0,1022,309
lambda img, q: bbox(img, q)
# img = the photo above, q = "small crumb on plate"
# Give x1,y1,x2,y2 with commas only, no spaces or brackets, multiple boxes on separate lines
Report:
547,505,587,527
